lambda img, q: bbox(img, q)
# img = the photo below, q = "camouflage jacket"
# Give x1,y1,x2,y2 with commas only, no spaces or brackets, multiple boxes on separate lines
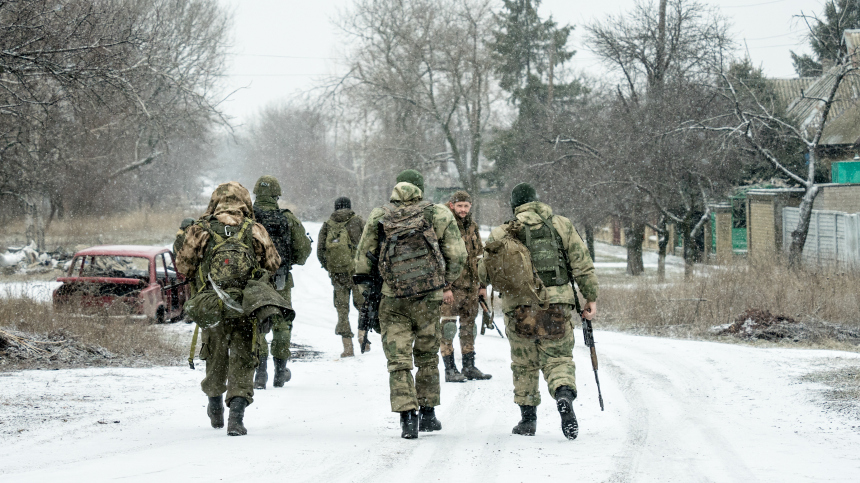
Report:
176,181,281,280
253,196,312,290
447,209,485,291
480,201,598,313
354,182,466,301
317,208,365,271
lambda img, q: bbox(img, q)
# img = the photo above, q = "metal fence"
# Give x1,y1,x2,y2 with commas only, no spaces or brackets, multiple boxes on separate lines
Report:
782,207,860,266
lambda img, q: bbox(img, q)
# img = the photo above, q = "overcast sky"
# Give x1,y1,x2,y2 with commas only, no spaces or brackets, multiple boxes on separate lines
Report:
217,0,825,125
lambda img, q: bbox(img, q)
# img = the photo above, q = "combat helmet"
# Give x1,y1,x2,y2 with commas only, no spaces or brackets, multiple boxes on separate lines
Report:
253,175,282,197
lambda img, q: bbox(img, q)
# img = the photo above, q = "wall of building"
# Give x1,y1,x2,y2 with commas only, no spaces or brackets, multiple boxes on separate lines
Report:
812,183,860,213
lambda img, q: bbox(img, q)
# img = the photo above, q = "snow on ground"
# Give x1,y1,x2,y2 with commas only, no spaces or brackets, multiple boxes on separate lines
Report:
1,222,860,482
0,281,61,302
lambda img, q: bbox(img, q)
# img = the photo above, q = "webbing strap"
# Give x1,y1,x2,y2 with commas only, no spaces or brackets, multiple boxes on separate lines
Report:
188,324,199,369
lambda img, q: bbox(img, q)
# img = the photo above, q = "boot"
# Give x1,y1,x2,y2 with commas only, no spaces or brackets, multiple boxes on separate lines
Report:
207,395,224,429
555,385,578,440
512,405,537,436
461,352,492,380
254,357,268,389
358,330,371,352
227,397,249,436
418,406,442,432
341,337,355,358
273,357,291,387
443,354,466,383
400,410,418,439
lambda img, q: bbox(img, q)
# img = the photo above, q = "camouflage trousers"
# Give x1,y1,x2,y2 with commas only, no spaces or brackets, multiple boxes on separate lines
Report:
331,272,365,338
379,295,442,412
258,286,293,360
440,287,478,357
505,304,577,406
200,318,259,405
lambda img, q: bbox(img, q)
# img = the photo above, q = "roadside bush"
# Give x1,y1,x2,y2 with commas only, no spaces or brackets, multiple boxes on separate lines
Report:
600,257,860,348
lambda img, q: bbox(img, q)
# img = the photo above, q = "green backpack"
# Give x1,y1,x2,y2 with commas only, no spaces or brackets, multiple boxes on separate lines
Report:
324,217,355,273
517,215,570,287
197,217,258,289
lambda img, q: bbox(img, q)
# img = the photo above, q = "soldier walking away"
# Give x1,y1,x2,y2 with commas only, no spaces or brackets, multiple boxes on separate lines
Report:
176,182,293,436
251,175,312,389
353,169,466,439
440,190,491,383
480,183,598,440
317,197,366,357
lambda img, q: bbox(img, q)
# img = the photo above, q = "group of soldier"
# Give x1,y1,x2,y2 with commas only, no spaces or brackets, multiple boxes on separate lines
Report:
174,169,598,440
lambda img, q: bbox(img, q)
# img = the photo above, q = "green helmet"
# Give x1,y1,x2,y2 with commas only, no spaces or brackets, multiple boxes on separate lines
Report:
253,175,281,197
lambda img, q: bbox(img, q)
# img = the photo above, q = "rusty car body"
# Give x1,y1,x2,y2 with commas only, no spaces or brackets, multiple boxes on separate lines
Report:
53,245,190,323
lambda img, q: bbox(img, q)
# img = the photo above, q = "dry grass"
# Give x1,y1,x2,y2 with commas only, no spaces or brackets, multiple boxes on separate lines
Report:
600,256,860,350
1,208,197,251
0,297,183,369
801,366,860,419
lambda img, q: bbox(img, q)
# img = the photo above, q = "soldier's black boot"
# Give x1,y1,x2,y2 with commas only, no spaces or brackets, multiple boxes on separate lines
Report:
555,386,578,440
227,397,249,436
443,354,466,383
418,406,442,432
254,357,268,390
400,410,418,439
461,352,492,380
207,395,224,429
273,357,291,387
512,405,537,436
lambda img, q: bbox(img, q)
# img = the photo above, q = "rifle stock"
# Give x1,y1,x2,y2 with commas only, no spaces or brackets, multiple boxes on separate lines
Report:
581,316,605,411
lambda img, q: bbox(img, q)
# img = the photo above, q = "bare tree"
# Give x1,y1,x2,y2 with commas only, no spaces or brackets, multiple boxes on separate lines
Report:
334,0,496,202
0,0,231,249
695,57,858,267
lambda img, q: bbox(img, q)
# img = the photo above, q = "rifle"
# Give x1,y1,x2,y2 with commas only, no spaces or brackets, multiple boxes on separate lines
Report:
581,316,605,411
353,251,383,353
478,294,503,338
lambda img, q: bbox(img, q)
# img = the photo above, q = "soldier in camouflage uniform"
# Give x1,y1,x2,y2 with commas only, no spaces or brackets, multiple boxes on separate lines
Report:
480,183,598,440
317,196,365,357
440,190,491,382
353,169,466,439
251,175,312,389
175,181,289,436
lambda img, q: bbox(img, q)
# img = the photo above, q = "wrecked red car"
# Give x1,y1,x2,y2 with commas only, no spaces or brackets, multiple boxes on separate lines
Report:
53,245,190,323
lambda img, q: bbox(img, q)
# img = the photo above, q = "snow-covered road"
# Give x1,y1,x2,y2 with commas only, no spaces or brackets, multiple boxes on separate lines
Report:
1,223,859,482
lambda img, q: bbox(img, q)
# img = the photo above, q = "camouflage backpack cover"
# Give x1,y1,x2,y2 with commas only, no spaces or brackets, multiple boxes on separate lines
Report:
324,217,355,273
254,206,292,269
483,220,548,308
379,201,446,298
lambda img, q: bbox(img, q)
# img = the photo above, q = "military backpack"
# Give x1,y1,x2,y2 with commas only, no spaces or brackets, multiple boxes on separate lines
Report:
324,217,355,273
516,214,571,287
378,201,446,298
197,217,258,289
254,206,292,269
483,220,548,307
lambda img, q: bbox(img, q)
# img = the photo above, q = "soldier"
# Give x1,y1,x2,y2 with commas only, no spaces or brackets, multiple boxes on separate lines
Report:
440,190,492,382
353,169,466,439
317,197,366,357
176,182,292,436
251,175,312,389
481,183,598,440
